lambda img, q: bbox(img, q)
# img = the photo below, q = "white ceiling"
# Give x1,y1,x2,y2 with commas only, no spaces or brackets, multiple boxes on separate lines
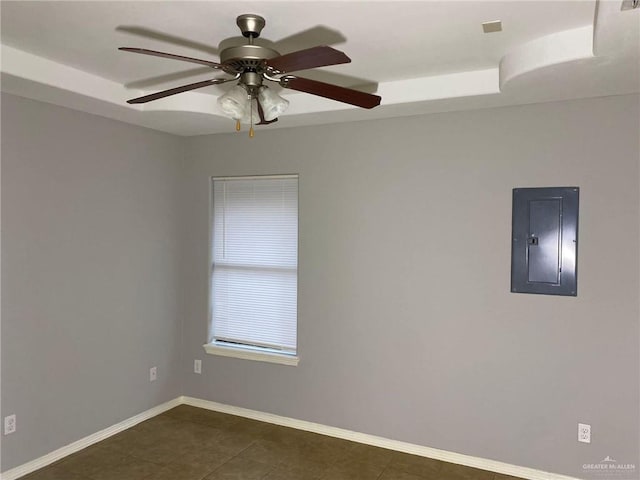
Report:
1,1,638,136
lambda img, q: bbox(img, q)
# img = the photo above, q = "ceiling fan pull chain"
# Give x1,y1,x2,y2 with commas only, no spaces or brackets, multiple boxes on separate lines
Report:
249,97,255,138
235,119,241,132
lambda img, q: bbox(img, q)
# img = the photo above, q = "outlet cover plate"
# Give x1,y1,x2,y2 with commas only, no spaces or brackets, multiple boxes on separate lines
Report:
4,414,16,435
578,423,591,443
149,366,157,382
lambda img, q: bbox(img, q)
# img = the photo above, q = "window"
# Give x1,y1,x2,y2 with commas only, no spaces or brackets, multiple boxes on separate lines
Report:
205,175,298,365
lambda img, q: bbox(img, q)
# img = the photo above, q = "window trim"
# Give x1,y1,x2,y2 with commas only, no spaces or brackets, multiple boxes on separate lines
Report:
206,174,299,366
203,341,299,366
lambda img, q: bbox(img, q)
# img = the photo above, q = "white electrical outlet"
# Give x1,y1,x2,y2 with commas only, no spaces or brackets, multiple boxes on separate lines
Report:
4,414,16,435
578,423,591,443
149,366,157,382
194,359,202,374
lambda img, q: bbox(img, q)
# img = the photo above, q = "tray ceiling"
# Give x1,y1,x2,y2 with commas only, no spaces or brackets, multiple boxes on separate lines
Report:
1,1,638,136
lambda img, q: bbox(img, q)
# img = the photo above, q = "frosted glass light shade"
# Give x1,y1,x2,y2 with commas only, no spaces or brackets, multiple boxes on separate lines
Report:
218,85,250,120
258,86,289,121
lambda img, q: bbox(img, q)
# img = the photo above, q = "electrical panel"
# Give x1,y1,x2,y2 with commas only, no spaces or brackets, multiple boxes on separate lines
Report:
511,187,579,296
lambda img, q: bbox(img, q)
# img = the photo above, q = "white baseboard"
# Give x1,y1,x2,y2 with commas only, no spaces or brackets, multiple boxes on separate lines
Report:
0,398,181,480
2,395,581,480
181,396,581,480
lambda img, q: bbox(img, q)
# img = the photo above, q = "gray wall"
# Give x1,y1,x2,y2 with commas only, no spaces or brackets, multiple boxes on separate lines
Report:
2,92,638,478
1,94,184,470
181,95,640,478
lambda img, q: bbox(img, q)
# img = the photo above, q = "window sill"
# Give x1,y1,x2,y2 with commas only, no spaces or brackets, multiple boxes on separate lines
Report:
203,343,299,366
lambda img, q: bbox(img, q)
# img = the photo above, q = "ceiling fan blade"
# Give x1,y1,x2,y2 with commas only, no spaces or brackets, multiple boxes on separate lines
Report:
273,26,347,55
266,46,350,74
116,26,219,55
280,76,381,109
256,100,278,125
125,67,212,89
126,77,233,104
119,47,223,69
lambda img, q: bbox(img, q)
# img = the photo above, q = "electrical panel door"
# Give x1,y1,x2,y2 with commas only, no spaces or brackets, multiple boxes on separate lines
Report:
511,187,579,296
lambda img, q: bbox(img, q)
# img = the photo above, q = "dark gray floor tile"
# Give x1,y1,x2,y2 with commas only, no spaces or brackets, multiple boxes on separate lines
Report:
387,451,443,478
55,445,130,477
87,456,163,480
378,468,426,480
146,461,216,480
204,456,275,479
21,465,92,480
339,444,395,469
264,464,324,480
439,461,495,480
171,447,234,470
20,407,512,480
320,458,386,479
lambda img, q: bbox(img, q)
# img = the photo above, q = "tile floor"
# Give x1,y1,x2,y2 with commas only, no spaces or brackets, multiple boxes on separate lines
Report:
22,405,525,480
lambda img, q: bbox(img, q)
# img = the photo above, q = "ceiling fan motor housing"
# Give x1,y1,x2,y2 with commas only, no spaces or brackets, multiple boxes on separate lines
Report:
220,15,280,75
220,44,281,74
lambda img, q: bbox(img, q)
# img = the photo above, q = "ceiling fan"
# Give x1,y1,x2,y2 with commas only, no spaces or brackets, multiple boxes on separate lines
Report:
120,14,382,136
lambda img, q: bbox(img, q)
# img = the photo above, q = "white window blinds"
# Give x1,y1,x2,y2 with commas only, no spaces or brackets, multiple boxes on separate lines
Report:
211,175,298,353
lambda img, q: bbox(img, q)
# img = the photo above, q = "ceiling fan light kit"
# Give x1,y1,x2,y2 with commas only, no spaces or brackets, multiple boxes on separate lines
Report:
258,86,290,121
218,85,256,121
120,13,381,137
